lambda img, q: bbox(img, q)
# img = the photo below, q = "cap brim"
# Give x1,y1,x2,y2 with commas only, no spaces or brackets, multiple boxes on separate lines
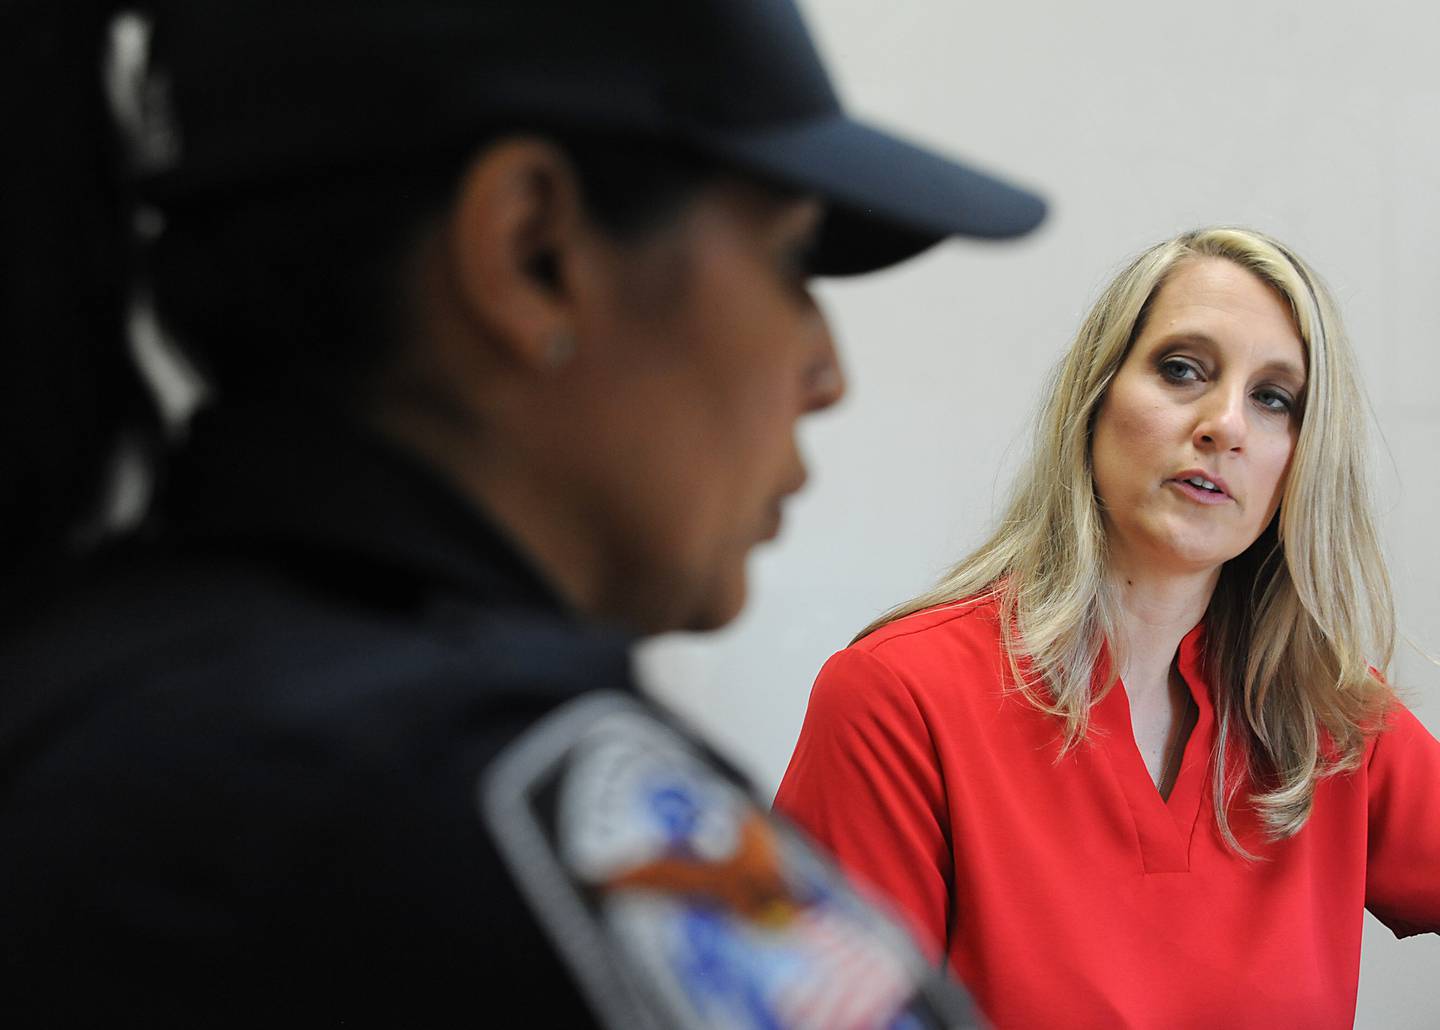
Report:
692,113,1046,275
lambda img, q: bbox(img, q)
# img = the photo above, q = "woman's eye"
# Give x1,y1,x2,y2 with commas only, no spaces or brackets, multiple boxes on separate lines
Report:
1158,357,1201,383
1253,388,1293,414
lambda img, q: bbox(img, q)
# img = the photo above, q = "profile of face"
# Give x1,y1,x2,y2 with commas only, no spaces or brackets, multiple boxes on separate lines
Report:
1090,257,1307,580
558,178,843,632
410,142,844,636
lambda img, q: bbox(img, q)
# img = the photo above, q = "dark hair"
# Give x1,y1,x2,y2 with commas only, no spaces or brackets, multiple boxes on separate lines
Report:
149,132,717,403
0,4,718,596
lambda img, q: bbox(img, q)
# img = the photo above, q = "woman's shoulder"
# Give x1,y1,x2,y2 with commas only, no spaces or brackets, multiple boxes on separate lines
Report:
801,594,1014,739
1364,699,1440,765
828,592,1008,693
851,592,1003,656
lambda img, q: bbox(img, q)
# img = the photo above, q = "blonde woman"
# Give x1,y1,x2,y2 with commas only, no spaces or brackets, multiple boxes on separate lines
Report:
774,228,1440,1028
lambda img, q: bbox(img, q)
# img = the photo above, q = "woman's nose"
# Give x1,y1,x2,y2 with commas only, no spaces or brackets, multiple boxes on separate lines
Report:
1193,386,1247,451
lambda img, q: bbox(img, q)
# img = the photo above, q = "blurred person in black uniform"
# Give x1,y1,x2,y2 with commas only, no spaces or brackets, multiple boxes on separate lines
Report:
0,0,1044,1024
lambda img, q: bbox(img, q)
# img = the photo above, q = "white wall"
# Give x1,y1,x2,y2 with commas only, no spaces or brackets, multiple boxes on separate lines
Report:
639,2,1440,1025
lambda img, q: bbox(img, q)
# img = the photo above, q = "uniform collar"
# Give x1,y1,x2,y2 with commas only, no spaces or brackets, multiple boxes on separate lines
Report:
159,402,582,620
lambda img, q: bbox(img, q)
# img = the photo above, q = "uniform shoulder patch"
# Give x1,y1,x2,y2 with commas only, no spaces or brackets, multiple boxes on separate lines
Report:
481,691,980,1029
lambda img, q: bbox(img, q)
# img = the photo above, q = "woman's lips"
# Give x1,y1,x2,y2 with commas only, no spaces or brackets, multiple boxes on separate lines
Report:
1168,477,1233,506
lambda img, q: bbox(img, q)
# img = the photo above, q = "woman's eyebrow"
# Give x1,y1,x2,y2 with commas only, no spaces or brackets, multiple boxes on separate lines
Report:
1155,331,1306,383
1152,330,1220,353
1256,357,1307,385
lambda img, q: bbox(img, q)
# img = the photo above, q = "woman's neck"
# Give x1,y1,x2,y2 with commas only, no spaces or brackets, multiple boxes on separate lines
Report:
1107,561,1219,693
1106,562,1219,793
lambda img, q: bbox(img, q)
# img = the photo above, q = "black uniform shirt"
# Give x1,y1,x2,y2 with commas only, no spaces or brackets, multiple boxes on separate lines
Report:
0,404,625,1023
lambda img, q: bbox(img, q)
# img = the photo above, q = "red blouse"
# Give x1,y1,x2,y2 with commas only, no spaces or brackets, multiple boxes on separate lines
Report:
773,595,1440,1028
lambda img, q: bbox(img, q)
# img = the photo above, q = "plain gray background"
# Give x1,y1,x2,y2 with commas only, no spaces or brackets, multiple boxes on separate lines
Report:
639,1,1440,1025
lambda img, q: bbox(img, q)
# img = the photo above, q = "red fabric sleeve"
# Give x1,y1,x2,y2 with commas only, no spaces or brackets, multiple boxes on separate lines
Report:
773,648,951,959
1365,703,1440,937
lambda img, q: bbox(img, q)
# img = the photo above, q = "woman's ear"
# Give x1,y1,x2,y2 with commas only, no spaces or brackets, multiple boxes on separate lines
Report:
443,137,586,371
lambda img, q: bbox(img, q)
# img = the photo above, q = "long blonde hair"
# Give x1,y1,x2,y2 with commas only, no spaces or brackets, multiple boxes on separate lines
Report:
862,227,1395,853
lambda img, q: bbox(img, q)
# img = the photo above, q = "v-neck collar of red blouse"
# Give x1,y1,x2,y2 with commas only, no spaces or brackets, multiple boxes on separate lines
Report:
1090,620,1214,874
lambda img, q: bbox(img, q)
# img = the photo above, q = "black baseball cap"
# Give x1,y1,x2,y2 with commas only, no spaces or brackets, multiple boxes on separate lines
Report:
131,0,1046,274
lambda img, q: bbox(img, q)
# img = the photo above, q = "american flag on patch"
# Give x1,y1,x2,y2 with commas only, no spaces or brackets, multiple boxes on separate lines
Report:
770,903,916,1030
